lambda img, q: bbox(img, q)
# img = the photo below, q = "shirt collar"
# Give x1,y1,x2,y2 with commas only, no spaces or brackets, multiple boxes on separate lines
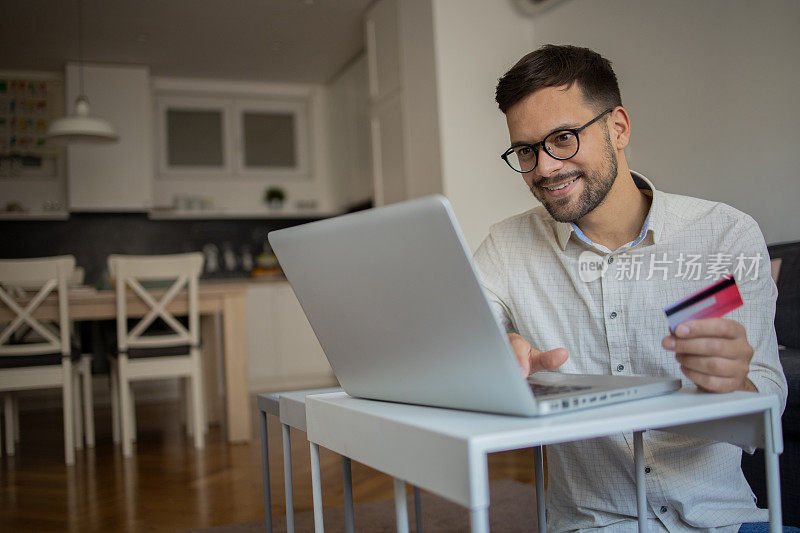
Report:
553,170,664,251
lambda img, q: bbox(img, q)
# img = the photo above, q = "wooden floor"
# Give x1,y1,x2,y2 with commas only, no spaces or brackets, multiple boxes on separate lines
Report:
0,395,537,532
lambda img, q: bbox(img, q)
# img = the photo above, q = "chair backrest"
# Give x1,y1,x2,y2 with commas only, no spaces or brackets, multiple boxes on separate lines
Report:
0,256,75,357
107,253,204,352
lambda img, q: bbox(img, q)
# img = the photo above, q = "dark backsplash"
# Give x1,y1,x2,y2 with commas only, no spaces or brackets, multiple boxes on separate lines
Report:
0,213,322,285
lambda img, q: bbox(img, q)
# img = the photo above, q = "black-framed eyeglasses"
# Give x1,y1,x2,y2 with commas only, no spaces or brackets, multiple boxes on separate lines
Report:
500,108,613,173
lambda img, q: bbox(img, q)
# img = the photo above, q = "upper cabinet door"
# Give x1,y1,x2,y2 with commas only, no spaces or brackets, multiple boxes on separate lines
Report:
156,96,234,179
66,64,153,211
234,98,310,179
365,0,401,102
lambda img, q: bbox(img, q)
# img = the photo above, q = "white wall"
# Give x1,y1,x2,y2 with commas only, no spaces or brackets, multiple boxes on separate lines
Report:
430,0,800,249
529,0,800,245
431,0,536,251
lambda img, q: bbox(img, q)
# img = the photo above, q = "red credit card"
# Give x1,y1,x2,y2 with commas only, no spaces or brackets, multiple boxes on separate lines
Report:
664,275,743,334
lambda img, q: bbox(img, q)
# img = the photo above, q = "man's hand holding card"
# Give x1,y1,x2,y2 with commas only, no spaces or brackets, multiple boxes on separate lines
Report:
661,275,757,393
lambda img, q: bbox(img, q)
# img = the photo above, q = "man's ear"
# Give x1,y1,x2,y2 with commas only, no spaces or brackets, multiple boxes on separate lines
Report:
609,106,631,150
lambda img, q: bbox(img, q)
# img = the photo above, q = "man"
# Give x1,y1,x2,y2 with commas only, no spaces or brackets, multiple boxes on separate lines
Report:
474,44,787,531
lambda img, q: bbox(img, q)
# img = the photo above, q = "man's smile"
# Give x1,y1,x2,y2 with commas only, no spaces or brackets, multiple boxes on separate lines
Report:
538,174,582,198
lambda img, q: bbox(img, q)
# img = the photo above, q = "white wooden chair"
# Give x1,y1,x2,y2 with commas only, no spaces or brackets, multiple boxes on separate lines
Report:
0,256,78,465
107,253,205,457
68,266,95,451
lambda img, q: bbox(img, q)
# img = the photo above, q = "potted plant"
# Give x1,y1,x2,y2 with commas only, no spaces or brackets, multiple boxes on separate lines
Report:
264,187,286,210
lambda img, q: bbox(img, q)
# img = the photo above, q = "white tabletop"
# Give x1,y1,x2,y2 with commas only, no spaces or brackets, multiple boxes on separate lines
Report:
257,392,281,416
306,388,782,509
257,387,344,428
278,387,344,431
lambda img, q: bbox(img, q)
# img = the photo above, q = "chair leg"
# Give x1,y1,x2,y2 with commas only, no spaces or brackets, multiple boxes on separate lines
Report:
81,355,95,448
62,358,75,465
128,387,137,442
191,376,204,450
110,359,120,445
12,394,19,443
118,355,133,457
72,369,84,450
4,395,15,456
183,377,193,437
191,349,205,450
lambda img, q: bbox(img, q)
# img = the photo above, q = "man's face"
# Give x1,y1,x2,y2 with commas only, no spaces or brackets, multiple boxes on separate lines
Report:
505,85,618,223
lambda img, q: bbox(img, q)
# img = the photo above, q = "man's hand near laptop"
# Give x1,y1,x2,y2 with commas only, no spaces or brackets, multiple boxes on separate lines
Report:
509,316,757,394
507,333,569,376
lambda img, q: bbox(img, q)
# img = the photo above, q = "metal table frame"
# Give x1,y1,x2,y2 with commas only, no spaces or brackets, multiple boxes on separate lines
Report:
257,388,423,532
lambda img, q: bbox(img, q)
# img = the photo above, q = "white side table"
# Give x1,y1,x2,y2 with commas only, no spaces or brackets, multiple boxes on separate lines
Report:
306,389,783,533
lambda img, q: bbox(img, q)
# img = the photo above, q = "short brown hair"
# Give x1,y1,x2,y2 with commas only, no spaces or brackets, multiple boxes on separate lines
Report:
495,44,622,113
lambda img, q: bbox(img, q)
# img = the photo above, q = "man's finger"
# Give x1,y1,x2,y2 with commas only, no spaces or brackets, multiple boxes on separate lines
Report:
531,348,569,373
662,336,749,360
679,365,741,393
673,318,744,340
507,333,532,376
675,353,748,378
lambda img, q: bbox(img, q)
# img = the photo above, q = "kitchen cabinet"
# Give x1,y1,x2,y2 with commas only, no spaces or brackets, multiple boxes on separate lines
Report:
370,92,406,205
326,54,373,208
365,0,401,102
66,63,153,211
365,0,442,206
151,78,332,217
246,281,335,391
155,94,310,181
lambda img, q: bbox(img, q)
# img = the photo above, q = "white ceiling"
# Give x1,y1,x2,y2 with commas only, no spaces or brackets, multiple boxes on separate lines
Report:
0,0,374,83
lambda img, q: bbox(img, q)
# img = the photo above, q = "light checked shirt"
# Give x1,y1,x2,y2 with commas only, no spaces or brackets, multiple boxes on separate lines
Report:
473,172,787,532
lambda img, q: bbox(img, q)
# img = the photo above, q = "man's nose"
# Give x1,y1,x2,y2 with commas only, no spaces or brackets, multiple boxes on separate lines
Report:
535,147,565,177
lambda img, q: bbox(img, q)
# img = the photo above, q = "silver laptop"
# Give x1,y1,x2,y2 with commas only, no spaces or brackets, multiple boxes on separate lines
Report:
268,195,680,417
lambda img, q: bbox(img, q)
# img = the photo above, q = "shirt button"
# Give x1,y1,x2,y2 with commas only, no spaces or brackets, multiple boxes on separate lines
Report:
608,256,614,264
616,364,625,372
645,467,651,474
610,311,618,319
660,506,668,514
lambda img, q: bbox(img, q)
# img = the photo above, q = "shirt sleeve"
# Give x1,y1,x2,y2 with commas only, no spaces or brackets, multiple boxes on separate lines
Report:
473,231,517,335
730,214,788,412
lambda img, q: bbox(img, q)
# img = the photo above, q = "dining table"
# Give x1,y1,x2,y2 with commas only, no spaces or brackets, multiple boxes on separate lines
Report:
0,279,253,443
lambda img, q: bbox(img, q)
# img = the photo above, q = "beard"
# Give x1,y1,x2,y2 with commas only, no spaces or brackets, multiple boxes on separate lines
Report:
529,130,618,223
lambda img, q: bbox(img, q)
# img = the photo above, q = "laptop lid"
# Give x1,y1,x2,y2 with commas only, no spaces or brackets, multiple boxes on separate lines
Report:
268,195,541,416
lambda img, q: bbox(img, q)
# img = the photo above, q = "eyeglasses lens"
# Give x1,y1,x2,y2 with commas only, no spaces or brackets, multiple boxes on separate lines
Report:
507,130,579,172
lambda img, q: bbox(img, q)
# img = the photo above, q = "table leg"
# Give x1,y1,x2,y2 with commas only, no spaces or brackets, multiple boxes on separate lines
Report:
81,355,95,447
413,485,422,532
469,507,489,533
533,445,546,533
633,431,648,532
342,457,354,533
200,314,222,427
394,478,410,533
259,410,272,533
764,410,783,533
282,424,295,533
310,442,324,533
222,293,250,442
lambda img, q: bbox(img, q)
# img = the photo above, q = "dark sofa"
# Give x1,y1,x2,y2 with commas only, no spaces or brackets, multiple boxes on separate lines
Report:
741,241,800,525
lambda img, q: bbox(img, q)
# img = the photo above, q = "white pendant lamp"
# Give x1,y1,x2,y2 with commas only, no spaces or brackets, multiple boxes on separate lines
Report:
47,0,118,143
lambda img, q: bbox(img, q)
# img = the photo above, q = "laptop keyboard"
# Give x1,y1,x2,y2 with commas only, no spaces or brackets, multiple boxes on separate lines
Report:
529,383,591,397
